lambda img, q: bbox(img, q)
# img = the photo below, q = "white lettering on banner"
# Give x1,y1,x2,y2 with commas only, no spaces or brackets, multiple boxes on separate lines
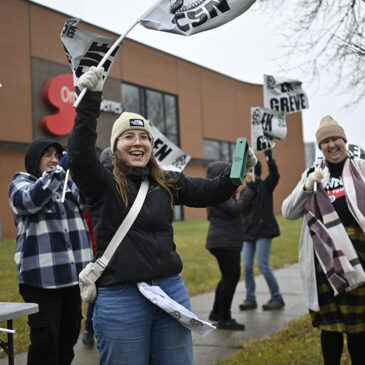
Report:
100,99,122,114
60,86,75,104
172,0,230,33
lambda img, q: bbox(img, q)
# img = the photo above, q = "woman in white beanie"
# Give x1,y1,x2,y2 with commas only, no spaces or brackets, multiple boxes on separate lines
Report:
282,115,365,365
67,67,256,365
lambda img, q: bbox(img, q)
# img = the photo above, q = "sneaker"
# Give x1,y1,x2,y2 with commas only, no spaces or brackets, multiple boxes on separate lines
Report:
262,296,285,311
217,318,245,331
239,299,257,311
208,311,219,322
82,330,95,347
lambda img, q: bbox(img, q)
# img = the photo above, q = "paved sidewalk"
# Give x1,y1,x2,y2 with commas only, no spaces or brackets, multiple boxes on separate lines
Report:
0,263,307,365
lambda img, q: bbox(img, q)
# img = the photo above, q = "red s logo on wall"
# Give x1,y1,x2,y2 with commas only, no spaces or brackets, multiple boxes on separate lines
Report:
41,74,76,136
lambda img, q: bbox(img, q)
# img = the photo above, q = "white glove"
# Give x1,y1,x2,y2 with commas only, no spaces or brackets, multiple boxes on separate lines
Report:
304,171,323,192
245,147,257,173
78,66,104,92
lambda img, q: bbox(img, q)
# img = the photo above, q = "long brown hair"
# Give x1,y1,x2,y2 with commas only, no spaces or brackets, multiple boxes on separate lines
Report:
111,151,178,208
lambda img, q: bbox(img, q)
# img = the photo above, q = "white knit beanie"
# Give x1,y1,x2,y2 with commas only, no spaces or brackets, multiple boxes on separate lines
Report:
315,115,347,148
110,112,154,151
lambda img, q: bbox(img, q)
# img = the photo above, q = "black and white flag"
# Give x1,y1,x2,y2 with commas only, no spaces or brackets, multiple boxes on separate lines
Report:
60,18,121,95
263,74,309,114
152,126,191,172
251,107,276,153
140,0,256,36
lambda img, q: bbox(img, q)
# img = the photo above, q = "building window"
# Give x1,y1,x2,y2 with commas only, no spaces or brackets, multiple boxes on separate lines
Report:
121,82,179,145
204,139,236,162
122,82,182,220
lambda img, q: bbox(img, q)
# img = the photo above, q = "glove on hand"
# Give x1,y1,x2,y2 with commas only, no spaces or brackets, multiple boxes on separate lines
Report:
59,152,68,171
78,66,104,92
304,171,323,191
245,147,257,173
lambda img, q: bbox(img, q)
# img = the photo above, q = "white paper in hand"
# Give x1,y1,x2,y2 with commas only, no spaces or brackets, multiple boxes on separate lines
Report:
137,282,216,336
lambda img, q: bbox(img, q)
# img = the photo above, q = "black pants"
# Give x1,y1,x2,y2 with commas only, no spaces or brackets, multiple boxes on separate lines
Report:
209,248,241,321
19,284,82,365
321,329,365,365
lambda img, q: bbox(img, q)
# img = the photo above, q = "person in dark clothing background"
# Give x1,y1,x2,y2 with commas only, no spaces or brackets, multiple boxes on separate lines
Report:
206,161,256,330
239,150,285,311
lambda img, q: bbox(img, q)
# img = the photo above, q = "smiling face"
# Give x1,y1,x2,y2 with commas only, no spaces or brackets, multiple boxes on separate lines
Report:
38,146,61,175
320,137,347,163
115,129,152,167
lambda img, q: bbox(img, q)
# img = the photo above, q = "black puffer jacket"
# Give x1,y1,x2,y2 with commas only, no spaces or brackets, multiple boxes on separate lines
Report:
242,159,280,241
205,161,256,250
68,92,237,287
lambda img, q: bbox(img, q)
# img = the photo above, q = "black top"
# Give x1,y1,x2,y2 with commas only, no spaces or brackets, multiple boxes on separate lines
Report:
68,91,237,286
242,159,280,241
326,158,357,226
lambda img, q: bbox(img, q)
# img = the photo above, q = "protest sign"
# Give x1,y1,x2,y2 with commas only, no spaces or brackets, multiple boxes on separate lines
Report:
60,18,121,95
151,126,191,172
348,143,365,160
251,106,286,140
140,0,256,36
263,74,309,114
251,107,275,153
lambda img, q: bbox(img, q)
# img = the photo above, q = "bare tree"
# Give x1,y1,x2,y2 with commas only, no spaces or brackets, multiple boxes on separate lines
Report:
257,0,365,104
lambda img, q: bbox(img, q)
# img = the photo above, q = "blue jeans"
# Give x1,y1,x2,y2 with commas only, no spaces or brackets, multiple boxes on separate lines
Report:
93,275,193,365
242,238,281,301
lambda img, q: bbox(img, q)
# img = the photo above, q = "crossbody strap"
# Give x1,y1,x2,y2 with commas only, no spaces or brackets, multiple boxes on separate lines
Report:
95,177,149,270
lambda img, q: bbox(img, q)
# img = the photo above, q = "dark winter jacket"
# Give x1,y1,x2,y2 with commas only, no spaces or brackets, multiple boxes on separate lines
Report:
206,161,256,250
68,91,237,287
242,159,280,241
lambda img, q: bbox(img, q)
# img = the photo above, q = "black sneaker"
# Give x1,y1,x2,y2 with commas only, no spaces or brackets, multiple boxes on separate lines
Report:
217,318,245,331
239,299,257,311
262,297,285,311
82,330,95,347
208,312,219,322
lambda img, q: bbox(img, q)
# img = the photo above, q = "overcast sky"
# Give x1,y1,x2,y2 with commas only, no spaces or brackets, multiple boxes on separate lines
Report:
29,0,365,146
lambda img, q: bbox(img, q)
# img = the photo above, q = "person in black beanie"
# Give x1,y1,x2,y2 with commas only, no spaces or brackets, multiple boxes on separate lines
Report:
8,137,93,365
239,149,285,311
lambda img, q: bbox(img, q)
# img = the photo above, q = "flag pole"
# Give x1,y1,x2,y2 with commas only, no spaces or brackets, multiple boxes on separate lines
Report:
73,0,163,108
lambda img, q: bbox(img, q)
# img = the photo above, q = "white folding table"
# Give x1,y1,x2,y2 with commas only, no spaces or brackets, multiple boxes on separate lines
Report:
0,302,39,365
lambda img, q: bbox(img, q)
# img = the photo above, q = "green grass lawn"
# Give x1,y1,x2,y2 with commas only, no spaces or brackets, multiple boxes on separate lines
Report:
1,215,309,362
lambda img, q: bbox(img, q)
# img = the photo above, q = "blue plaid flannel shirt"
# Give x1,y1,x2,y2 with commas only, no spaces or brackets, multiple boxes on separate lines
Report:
9,165,93,289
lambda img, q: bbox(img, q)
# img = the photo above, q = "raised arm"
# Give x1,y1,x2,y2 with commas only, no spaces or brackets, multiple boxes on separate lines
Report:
9,168,66,216
68,68,106,201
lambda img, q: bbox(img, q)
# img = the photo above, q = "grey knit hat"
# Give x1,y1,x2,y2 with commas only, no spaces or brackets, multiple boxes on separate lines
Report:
110,112,154,152
315,115,347,147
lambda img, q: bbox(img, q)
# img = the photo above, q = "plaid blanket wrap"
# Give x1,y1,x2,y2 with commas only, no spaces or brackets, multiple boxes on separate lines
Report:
304,157,365,295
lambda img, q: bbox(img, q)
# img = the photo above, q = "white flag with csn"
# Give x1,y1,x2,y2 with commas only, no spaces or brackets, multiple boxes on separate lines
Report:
251,107,275,154
151,125,191,172
60,18,121,95
140,0,256,36
137,282,216,336
263,74,309,115
251,107,287,141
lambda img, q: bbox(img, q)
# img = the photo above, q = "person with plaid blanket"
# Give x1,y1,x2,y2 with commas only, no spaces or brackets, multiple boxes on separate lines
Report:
282,116,365,365
8,137,93,365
